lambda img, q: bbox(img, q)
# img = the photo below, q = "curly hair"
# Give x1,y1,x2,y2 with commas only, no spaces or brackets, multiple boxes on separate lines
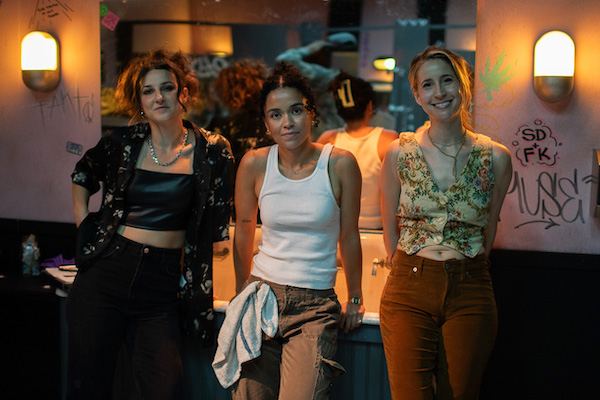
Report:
328,71,375,122
214,59,267,111
408,46,474,130
259,61,319,127
114,48,199,123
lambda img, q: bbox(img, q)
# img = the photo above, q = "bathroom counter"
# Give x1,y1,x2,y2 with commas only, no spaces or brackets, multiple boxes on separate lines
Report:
214,299,381,325
43,267,75,295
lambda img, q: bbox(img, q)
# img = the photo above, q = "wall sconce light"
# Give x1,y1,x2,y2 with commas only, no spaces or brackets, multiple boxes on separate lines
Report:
373,57,396,71
21,31,60,92
533,30,574,103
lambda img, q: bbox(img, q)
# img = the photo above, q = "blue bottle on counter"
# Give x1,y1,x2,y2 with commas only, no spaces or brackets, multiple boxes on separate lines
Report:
22,234,40,276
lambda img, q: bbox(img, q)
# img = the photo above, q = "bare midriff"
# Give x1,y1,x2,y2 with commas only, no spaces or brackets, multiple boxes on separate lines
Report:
409,244,484,261
117,225,186,249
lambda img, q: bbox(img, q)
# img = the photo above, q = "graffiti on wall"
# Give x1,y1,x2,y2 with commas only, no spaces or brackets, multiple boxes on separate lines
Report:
478,51,516,105
506,120,595,229
36,86,95,126
509,168,589,229
190,55,229,79
29,0,74,27
512,119,561,167
475,51,596,233
473,51,516,138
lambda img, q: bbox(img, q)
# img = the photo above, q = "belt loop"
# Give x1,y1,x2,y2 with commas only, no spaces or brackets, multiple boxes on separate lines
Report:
419,257,425,276
115,235,126,255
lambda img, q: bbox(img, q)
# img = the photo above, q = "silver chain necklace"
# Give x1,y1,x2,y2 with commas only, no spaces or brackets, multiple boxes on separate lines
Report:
427,128,466,178
148,128,189,167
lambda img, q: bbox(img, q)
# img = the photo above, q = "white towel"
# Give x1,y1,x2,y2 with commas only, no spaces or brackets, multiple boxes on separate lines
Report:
212,281,279,388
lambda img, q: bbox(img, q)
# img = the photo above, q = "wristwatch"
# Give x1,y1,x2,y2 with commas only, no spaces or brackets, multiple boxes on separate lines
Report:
350,297,363,305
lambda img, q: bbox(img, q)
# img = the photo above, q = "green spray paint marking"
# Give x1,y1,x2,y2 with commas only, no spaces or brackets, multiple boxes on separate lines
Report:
479,51,516,102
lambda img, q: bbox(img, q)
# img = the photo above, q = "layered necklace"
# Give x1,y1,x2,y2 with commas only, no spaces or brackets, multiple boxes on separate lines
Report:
426,128,467,178
148,128,189,167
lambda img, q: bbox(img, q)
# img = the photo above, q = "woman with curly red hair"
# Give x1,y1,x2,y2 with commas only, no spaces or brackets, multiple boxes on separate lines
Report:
68,48,234,399
208,59,274,171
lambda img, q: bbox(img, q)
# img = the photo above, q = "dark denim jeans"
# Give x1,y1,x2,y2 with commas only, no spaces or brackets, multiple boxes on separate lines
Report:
67,234,183,400
380,252,498,400
232,276,345,400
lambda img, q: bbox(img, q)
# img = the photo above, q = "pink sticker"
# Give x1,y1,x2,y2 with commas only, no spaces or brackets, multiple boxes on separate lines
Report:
101,11,120,31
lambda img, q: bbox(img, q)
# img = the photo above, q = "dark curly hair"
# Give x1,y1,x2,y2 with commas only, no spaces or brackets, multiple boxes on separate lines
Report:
259,62,319,127
408,46,474,130
328,71,375,122
214,59,268,112
114,48,199,123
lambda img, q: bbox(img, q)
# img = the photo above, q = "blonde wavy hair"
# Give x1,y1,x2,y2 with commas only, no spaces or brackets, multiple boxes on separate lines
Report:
408,46,474,131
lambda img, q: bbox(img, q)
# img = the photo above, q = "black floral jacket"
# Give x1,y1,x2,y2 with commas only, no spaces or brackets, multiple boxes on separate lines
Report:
71,120,234,342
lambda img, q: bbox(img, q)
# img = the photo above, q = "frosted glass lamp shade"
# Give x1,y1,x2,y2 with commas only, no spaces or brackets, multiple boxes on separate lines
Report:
533,31,574,103
21,31,60,92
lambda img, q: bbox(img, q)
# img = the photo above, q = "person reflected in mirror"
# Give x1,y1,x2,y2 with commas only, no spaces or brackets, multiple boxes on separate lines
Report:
379,46,512,400
318,72,399,230
207,58,275,172
231,62,364,399
68,48,234,400
207,59,276,222
276,32,357,139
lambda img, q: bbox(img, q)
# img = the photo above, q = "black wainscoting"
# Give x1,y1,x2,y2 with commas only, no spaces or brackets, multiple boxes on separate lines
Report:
1,218,598,399
481,250,600,400
0,276,62,399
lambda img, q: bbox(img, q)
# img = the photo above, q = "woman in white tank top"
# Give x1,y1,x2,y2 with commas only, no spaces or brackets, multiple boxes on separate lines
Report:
317,72,398,229
231,62,364,400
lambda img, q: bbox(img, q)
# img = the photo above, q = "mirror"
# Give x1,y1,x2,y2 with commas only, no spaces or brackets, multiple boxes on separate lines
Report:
100,0,476,129
99,0,477,230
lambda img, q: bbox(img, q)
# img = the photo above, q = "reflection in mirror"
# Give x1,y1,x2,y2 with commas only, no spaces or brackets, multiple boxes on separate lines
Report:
101,0,476,133
100,0,476,230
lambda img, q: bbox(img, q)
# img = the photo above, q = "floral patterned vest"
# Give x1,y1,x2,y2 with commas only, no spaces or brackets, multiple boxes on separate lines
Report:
396,132,494,258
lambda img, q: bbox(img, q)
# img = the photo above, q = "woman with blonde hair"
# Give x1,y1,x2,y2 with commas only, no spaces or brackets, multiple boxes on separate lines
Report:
379,46,512,399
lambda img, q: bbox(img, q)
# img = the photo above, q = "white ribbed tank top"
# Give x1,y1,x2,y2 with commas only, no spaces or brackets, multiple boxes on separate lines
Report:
251,143,340,289
334,127,383,229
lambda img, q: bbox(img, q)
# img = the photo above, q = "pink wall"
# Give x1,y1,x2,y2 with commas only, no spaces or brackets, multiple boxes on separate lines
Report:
0,0,101,223
474,0,600,254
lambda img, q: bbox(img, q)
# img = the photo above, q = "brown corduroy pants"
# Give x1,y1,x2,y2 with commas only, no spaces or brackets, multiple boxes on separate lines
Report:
380,251,498,400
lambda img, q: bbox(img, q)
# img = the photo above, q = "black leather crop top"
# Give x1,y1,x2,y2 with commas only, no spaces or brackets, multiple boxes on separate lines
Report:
124,169,194,231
